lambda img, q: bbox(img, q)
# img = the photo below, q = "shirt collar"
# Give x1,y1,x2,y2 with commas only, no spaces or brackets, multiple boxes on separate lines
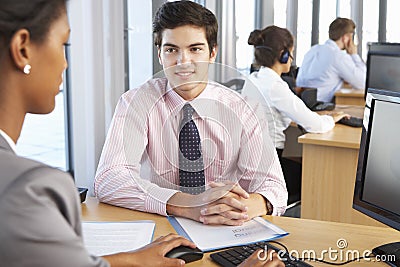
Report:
258,66,281,79
326,39,341,51
163,81,218,120
0,129,17,153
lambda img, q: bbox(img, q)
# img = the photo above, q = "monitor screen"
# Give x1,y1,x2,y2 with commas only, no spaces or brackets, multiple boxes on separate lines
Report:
353,89,400,265
354,89,400,230
366,53,400,95
368,42,400,54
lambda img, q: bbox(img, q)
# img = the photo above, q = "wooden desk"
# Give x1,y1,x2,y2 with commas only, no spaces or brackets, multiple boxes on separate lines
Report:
283,105,365,159
335,89,365,106
298,105,385,227
82,198,400,266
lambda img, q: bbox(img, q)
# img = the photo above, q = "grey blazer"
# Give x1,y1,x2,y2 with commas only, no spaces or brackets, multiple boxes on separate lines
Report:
0,135,108,267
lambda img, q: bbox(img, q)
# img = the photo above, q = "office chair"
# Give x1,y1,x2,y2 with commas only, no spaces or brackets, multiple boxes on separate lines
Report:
221,78,245,93
280,154,302,217
281,65,299,94
250,63,260,74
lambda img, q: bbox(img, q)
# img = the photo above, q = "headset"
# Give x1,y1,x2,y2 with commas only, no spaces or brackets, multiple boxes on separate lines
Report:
256,46,291,64
279,48,290,64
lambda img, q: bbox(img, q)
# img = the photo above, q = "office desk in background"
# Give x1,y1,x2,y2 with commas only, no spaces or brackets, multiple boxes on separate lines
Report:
335,88,365,106
82,198,400,266
298,105,386,227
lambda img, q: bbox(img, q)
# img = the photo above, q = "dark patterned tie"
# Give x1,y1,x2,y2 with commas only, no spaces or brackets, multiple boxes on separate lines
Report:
179,104,205,194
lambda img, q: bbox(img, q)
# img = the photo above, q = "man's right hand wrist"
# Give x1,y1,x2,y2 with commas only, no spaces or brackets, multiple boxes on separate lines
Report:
166,192,201,220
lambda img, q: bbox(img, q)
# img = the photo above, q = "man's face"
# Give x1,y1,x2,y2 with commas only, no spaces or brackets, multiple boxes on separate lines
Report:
158,25,217,100
343,32,354,47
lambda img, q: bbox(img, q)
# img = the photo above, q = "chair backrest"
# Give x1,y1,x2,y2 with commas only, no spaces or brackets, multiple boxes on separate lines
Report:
300,87,318,109
250,63,260,74
221,78,245,93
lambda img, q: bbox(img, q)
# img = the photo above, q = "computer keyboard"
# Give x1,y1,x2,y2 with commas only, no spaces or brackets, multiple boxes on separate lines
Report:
338,116,363,127
210,242,313,267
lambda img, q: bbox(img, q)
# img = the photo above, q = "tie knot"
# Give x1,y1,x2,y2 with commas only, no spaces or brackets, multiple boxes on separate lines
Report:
182,104,195,120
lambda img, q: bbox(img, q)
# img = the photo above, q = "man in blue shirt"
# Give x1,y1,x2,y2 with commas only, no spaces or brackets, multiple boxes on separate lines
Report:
296,18,366,102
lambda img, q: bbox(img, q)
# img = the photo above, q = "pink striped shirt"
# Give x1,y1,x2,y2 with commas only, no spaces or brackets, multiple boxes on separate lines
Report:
94,78,287,216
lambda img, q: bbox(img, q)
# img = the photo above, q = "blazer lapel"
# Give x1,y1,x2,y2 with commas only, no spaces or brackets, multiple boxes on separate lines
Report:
0,134,14,153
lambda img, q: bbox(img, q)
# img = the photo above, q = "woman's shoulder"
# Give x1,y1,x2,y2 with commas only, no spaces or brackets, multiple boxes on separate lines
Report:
0,152,76,201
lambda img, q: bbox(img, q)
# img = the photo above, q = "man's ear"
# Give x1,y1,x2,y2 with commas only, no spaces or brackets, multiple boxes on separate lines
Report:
157,46,163,65
209,45,218,63
9,29,31,72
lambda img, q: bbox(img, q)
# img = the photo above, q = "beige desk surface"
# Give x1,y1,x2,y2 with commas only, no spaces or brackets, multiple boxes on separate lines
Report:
82,198,400,266
335,89,365,106
284,105,364,158
335,88,365,98
299,105,364,149
298,123,362,149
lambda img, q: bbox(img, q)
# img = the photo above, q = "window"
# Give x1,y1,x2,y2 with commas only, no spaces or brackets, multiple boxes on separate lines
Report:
337,0,351,18
296,0,313,66
362,0,379,59
16,83,68,171
235,0,255,74
274,0,287,28
126,0,153,89
386,0,400,42
319,1,337,44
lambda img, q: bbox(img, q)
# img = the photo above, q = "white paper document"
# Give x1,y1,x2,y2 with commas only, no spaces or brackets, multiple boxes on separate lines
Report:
82,221,155,256
169,216,288,252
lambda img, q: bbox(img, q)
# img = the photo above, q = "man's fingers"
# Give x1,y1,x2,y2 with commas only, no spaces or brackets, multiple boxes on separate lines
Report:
230,183,249,199
200,204,248,220
201,197,248,214
201,184,233,203
209,181,249,199
199,214,246,226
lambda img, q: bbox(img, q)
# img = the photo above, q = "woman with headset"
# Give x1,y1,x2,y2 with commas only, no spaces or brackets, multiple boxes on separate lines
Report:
242,26,347,205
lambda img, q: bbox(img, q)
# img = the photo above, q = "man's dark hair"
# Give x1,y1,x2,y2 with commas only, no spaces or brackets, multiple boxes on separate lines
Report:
153,0,218,54
0,0,67,50
329,17,355,41
248,25,293,68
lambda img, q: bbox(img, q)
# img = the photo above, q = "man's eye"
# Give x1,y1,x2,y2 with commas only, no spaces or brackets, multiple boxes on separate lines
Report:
165,48,177,53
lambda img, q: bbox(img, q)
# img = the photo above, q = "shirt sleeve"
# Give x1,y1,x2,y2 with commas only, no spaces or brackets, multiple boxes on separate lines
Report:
335,53,366,90
268,80,335,133
0,166,109,267
94,90,179,216
236,99,288,215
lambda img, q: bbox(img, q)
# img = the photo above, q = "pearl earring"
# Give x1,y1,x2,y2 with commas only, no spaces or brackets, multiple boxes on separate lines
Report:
23,64,31,75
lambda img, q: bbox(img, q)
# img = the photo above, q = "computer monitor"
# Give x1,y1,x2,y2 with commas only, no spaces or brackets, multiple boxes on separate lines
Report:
353,88,400,266
365,43,400,100
368,42,400,54
366,52,400,96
